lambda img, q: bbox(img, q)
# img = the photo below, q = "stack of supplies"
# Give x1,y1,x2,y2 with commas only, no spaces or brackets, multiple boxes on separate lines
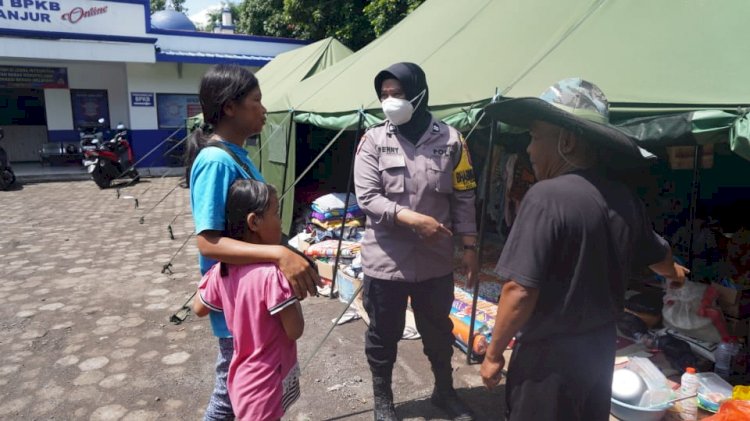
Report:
311,193,365,230
304,239,361,259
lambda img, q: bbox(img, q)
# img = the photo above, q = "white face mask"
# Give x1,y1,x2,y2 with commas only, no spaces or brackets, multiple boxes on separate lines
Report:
381,90,425,125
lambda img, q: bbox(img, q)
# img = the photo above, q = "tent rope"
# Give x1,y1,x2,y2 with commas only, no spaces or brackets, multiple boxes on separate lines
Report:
251,111,293,163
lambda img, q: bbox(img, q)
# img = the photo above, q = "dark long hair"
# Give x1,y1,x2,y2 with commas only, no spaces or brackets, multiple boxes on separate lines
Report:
225,179,277,241
184,64,260,186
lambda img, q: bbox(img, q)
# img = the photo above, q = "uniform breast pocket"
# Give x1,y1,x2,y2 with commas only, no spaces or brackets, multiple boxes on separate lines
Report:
378,154,405,194
428,156,453,194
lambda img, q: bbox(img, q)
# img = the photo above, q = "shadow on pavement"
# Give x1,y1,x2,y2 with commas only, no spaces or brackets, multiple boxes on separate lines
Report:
321,385,506,421
395,386,506,421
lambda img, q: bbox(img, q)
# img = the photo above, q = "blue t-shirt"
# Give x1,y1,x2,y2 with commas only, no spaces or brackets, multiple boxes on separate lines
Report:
190,140,264,338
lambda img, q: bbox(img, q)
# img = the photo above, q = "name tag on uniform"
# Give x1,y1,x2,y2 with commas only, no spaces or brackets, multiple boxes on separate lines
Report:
378,153,405,171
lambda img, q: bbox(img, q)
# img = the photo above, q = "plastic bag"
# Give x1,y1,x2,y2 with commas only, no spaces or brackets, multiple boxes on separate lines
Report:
662,281,721,343
703,399,750,420
627,356,673,407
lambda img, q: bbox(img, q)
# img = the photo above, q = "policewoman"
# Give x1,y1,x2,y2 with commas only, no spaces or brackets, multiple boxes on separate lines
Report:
354,62,478,421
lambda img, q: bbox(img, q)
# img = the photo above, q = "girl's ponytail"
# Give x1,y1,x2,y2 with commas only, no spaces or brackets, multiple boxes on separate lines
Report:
184,123,210,187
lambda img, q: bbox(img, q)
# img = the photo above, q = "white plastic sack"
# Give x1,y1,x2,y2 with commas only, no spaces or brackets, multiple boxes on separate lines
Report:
662,281,721,343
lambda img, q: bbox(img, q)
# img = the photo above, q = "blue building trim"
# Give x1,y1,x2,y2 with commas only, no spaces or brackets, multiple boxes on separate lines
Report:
155,52,270,67
0,28,157,44
129,129,186,167
47,130,80,143
48,129,184,167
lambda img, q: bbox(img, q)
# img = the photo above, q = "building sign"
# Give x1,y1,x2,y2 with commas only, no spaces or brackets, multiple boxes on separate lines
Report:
157,93,200,129
71,89,109,128
131,92,154,107
0,65,68,88
0,0,148,39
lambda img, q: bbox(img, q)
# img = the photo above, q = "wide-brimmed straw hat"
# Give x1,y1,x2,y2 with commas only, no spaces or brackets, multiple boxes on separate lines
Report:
483,78,653,162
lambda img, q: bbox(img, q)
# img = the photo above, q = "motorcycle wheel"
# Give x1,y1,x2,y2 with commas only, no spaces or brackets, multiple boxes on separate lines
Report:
91,166,112,189
0,169,14,190
129,169,140,182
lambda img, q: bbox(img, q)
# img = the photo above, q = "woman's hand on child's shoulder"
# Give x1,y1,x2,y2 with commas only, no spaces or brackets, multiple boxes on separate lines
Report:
275,246,320,300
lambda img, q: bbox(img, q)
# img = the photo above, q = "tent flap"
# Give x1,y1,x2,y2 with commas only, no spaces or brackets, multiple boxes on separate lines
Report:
293,111,381,132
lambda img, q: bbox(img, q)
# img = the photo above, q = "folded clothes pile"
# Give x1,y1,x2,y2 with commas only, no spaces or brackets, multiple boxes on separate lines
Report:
310,193,365,230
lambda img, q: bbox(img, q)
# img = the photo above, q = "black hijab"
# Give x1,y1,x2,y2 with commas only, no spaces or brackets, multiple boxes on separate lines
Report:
374,62,431,143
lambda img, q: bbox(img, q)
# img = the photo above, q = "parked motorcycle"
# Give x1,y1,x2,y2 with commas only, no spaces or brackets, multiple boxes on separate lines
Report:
0,128,16,190
78,118,107,164
82,122,139,189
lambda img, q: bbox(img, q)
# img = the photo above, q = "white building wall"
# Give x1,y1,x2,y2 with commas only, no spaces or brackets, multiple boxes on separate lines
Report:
0,58,129,130
155,34,300,58
126,62,260,130
1,37,155,63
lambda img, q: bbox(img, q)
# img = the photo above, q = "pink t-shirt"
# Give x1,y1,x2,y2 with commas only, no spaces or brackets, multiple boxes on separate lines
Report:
199,262,301,420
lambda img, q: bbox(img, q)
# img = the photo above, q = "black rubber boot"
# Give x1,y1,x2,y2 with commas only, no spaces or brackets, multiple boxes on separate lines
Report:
372,371,398,421
430,367,475,421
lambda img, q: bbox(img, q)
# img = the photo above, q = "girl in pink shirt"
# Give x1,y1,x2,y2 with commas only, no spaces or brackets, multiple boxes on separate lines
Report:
194,179,304,421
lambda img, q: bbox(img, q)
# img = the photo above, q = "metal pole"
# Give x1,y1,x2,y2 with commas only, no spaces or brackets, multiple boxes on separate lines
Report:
687,145,703,269
467,107,497,364
279,111,295,222
330,111,365,299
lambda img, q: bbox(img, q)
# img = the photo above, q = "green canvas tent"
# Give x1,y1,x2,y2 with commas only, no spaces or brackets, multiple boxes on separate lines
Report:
243,38,353,230
283,0,749,125
257,0,749,232
186,38,353,227
256,37,353,113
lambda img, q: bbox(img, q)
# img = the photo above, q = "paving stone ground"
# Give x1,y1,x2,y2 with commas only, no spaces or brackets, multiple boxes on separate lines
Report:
0,178,506,420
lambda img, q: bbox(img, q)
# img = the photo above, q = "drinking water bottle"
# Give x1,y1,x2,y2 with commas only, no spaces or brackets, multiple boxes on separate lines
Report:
714,341,737,379
679,367,698,421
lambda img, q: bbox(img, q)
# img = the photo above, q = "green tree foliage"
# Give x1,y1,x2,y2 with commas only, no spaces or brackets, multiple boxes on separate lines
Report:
234,0,424,50
150,0,187,14
363,0,424,37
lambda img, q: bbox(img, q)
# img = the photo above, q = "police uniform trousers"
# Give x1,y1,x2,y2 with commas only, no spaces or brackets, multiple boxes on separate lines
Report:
362,274,455,375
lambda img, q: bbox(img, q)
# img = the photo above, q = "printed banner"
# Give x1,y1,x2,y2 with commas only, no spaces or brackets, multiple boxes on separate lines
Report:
0,65,68,88
157,93,200,129
0,0,148,39
71,89,109,128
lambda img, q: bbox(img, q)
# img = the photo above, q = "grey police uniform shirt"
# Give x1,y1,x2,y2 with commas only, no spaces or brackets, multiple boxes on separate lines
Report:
353,118,477,282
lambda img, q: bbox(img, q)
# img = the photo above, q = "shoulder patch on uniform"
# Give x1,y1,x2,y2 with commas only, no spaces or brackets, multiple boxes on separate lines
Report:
356,134,369,155
452,133,477,191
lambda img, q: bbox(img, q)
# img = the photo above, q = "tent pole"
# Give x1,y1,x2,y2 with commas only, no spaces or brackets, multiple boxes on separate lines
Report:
279,111,295,222
687,145,703,270
467,107,497,365
330,111,365,300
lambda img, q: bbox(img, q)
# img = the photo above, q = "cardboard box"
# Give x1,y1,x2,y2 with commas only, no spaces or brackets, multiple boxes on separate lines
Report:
712,282,750,318
725,315,750,337
667,144,714,170
316,259,335,282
